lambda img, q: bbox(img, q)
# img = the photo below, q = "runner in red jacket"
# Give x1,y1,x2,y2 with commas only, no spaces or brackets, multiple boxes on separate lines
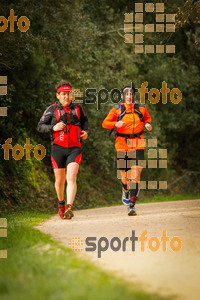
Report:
102,84,152,216
37,80,88,219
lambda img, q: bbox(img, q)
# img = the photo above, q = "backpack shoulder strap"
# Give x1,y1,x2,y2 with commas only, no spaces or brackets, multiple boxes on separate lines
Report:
70,104,81,126
114,103,126,121
110,104,126,136
70,103,79,118
55,102,65,122
134,103,144,123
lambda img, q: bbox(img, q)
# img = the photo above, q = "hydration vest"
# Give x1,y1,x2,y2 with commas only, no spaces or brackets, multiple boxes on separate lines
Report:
58,104,81,127
110,103,145,136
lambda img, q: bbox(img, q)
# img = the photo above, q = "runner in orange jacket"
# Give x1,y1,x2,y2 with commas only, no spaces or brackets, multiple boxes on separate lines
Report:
102,84,152,216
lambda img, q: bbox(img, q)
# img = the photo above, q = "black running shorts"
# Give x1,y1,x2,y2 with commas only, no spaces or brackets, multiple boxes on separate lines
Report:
117,149,145,172
51,145,82,169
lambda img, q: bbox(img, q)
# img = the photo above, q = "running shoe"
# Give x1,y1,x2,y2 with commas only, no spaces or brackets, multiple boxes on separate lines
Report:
64,204,74,219
127,204,137,216
122,188,131,206
58,204,65,219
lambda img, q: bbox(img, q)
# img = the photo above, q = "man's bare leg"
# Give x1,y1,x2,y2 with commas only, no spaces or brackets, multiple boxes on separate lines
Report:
126,166,143,215
54,168,66,201
63,162,79,219
66,162,79,205
54,168,66,219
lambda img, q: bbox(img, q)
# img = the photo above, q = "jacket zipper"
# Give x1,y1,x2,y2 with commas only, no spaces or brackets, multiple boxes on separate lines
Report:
76,107,80,143
67,109,70,147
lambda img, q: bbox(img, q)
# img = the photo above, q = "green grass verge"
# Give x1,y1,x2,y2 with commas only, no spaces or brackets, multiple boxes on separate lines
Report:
0,212,172,300
140,194,200,204
89,194,200,209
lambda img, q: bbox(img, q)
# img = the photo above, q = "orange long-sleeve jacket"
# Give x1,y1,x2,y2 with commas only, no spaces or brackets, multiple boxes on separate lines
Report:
102,103,151,151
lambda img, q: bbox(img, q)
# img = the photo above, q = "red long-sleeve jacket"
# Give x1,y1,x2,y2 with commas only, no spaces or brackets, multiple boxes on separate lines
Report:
37,101,88,148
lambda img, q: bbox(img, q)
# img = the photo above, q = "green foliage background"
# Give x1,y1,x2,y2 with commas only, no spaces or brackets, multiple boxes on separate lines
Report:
0,0,200,212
